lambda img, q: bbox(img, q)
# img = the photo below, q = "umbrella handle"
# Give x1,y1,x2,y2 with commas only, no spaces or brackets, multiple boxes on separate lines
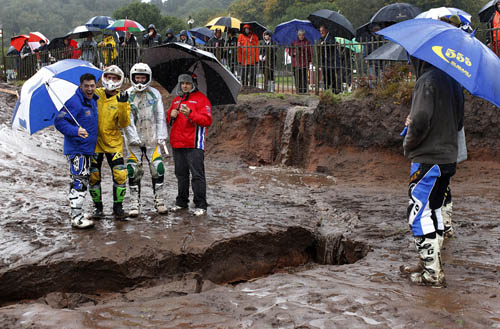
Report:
45,82,81,128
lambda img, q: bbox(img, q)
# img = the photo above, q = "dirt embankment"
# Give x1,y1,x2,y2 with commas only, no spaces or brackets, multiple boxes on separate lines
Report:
208,93,500,173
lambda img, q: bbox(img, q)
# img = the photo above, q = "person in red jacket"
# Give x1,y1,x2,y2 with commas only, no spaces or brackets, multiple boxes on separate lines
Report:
166,74,212,216
237,24,259,87
291,30,312,94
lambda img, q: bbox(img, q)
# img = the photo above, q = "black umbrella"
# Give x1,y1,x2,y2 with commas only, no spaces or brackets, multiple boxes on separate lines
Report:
308,9,355,40
143,42,241,106
479,0,498,23
189,27,214,41
370,3,421,24
240,21,267,38
85,16,115,29
7,46,20,56
47,37,66,50
365,41,408,61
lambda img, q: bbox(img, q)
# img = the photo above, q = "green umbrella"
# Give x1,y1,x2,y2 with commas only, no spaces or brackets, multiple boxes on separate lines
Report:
106,19,145,33
335,37,362,53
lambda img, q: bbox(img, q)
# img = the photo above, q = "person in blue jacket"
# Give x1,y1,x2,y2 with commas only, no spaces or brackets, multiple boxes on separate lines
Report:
54,73,99,229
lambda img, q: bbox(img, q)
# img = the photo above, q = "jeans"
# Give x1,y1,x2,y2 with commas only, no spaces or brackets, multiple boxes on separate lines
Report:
173,148,207,209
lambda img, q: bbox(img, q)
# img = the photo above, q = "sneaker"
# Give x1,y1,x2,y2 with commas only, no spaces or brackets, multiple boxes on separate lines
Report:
170,205,188,212
191,208,207,217
113,203,128,219
71,214,94,229
155,204,168,215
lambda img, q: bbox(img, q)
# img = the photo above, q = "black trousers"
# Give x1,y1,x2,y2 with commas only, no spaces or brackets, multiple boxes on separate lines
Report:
323,65,342,94
173,148,207,209
241,65,257,87
294,67,308,94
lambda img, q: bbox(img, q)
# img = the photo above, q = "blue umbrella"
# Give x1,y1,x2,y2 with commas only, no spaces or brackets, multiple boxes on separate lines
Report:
416,7,472,25
12,59,102,135
85,16,115,29
273,19,321,46
176,31,205,45
189,27,214,41
378,18,500,108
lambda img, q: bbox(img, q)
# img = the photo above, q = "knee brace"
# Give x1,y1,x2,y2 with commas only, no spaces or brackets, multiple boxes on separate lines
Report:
150,158,165,180
127,160,144,185
70,175,88,192
112,164,128,185
89,167,101,186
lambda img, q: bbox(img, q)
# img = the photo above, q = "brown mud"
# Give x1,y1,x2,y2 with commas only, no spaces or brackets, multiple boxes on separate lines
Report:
0,83,499,328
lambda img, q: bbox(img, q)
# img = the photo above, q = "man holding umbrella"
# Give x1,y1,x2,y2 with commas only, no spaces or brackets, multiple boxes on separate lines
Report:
166,74,212,216
54,73,99,229
319,25,341,93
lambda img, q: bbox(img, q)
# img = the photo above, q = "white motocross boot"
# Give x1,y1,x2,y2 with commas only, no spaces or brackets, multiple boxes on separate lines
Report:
442,202,454,238
154,183,168,215
409,236,446,288
69,189,94,229
128,185,140,217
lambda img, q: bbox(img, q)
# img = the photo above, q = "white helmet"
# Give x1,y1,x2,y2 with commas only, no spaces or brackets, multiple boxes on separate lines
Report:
130,63,152,92
102,65,124,91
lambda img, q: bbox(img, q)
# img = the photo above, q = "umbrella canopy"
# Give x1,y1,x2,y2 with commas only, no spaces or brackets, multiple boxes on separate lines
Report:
273,19,321,46
416,7,472,25
12,59,102,135
377,19,500,108
240,21,267,38
7,46,20,56
143,42,241,106
206,16,241,31
47,37,78,50
370,3,421,24
365,41,407,61
86,16,115,29
176,31,205,45
106,19,145,33
308,9,356,40
335,37,362,53
189,27,214,41
11,32,49,51
479,0,498,23
65,25,102,39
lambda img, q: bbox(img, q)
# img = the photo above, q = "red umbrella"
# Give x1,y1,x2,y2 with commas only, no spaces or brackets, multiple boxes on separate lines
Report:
10,32,49,51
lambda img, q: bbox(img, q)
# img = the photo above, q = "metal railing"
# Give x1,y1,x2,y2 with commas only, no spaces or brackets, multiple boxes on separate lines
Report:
4,39,411,94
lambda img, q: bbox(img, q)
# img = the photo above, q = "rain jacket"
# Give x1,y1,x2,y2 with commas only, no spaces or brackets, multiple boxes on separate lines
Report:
54,87,99,155
259,37,276,70
493,4,500,57
143,29,162,47
291,39,312,68
166,90,212,150
237,32,259,65
80,39,98,64
319,33,341,67
99,35,118,65
404,59,464,164
125,86,168,147
94,88,131,153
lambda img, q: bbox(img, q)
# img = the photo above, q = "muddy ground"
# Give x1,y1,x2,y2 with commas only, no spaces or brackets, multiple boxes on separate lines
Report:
0,82,499,328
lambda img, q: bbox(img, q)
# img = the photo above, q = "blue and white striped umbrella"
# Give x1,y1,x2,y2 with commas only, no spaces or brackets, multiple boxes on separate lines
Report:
12,59,102,135
416,7,472,25
85,16,115,29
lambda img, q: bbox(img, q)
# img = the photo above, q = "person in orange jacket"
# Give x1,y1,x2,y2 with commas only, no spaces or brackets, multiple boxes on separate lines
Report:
492,1,500,57
237,24,259,87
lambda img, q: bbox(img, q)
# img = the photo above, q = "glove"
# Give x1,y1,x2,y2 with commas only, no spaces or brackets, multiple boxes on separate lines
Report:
117,91,128,103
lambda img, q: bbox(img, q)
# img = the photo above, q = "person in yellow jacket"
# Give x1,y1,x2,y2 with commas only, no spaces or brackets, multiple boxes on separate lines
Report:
89,65,131,218
98,33,118,66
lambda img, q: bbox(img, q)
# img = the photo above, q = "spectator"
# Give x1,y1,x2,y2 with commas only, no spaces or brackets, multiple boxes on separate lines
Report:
54,73,99,229
143,24,162,47
362,24,384,88
20,39,32,59
260,30,276,92
98,33,118,66
319,25,342,93
225,29,238,74
207,28,225,60
80,33,98,65
33,39,50,67
20,39,35,79
291,30,312,94
166,74,212,216
237,24,259,87
119,31,138,76
163,28,177,44
492,1,500,57
179,30,194,46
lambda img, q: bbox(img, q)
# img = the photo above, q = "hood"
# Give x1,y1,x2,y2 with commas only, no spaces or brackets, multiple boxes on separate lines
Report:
166,28,174,35
410,56,435,80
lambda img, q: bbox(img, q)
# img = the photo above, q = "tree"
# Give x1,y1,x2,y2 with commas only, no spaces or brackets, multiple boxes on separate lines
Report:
113,2,164,30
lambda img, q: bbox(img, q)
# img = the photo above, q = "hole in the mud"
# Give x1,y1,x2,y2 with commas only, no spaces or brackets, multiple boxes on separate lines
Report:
313,234,370,265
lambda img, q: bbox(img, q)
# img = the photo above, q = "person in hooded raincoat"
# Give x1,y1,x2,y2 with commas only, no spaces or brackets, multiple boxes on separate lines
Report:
237,24,259,87
98,33,118,66
178,30,194,46
143,24,162,47
163,28,177,44
259,30,276,92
